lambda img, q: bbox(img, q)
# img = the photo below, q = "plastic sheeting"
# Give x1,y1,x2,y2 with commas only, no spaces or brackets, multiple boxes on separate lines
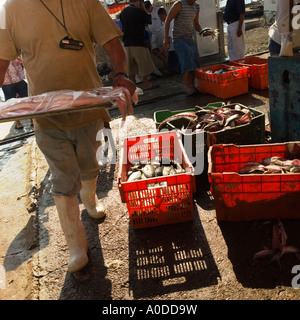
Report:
0,86,135,121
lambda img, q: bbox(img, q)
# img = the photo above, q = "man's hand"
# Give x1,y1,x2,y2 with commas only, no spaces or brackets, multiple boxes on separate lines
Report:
237,28,243,37
103,37,137,119
163,37,170,52
112,74,136,120
113,74,136,96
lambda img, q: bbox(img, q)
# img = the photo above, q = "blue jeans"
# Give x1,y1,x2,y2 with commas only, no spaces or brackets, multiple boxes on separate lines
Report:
2,80,28,100
173,38,200,73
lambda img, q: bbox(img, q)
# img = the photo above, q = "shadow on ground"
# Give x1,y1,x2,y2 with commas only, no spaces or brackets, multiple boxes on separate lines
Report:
128,203,220,299
218,219,300,289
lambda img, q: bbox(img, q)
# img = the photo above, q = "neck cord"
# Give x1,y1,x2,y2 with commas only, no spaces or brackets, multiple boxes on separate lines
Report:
40,0,70,37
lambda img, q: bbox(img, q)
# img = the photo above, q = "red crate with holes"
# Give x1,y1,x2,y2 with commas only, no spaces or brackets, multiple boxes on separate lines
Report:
195,64,249,99
208,142,300,221
230,56,268,89
118,131,196,229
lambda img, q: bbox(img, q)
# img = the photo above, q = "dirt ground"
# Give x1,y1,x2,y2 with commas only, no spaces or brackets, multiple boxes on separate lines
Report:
244,25,270,55
1,25,300,303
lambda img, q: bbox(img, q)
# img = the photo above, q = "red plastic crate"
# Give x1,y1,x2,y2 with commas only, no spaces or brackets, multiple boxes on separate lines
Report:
229,56,268,89
208,142,300,221
195,64,249,99
118,131,196,229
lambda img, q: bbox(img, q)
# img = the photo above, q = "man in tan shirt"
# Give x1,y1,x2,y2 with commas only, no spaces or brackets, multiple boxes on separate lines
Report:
0,0,135,273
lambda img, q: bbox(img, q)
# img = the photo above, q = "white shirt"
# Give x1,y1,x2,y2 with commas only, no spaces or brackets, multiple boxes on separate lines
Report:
269,0,298,44
148,6,163,33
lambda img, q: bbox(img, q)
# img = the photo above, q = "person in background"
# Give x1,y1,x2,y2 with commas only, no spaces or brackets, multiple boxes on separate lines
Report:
2,57,32,129
120,0,159,90
145,1,167,71
0,0,135,274
223,0,245,61
163,0,203,96
158,7,180,74
268,0,300,56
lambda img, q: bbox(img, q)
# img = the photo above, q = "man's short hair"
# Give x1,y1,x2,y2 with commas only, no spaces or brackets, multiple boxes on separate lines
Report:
158,7,167,15
144,1,152,9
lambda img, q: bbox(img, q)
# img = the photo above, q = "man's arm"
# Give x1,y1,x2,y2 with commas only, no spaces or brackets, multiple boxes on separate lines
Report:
193,9,202,33
102,36,136,95
102,36,136,118
163,1,181,50
236,0,245,37
237,13,245,37
0,59,9,86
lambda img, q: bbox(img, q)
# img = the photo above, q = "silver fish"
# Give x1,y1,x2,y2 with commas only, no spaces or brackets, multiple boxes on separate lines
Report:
169,167,177,175
290,166,300,173
141,173,147,180
151,160,161,168
238,162,265,174
142,164,155,178
224,113,239,127
127,170,142,182
155,166,163,176
127,159,186,181
262,156,300,173
162,166,172,176
262,156,284,166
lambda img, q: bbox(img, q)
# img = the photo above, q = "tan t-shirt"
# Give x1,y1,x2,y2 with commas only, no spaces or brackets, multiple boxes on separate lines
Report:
0,0,123,129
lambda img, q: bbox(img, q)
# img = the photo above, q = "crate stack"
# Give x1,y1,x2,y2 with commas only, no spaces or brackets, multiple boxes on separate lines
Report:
195,56,268,99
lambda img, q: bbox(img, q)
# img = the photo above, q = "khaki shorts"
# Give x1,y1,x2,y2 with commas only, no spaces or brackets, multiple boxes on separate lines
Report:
35,121,104,196
125,46,155,77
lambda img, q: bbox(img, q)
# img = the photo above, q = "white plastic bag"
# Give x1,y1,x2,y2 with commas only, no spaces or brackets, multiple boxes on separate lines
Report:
280,32,294,57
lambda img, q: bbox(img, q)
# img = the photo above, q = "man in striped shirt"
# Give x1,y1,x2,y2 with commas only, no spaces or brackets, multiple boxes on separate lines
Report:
163,0,204,96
